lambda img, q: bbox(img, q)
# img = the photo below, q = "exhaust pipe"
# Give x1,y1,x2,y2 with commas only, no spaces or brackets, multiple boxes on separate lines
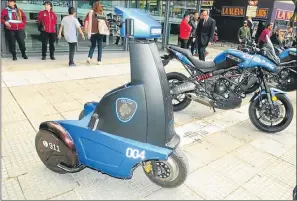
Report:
187,94,215,109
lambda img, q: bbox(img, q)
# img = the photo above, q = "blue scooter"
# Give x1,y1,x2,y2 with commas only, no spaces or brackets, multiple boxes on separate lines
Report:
35,42,188,188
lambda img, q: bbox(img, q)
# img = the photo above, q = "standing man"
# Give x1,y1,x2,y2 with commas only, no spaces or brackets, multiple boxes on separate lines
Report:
38,1,57,60
188,11,199,55
196,10,216,61
238,20,251,44
1,0,28,60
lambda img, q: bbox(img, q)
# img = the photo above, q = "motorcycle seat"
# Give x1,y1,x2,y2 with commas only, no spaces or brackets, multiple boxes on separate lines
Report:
168,46,216,71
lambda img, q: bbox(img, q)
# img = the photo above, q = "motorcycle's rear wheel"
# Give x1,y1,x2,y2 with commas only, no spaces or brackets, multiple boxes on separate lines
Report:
167,72,192,112
143,149,188,188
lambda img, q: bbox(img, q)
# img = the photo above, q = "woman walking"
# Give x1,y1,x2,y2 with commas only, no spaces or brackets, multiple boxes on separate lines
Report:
38,1,57,60
84,1,108,65
1,0,28,60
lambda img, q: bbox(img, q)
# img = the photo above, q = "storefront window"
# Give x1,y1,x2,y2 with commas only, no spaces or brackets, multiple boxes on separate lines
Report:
76,0,126,51
168,0,197,45
15,0,71,53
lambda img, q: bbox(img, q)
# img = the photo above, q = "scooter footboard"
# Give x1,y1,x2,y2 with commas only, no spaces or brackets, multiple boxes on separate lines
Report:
58,121,173,179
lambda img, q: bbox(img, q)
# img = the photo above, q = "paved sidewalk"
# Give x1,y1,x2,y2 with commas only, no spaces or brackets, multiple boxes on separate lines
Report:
1,45,296,200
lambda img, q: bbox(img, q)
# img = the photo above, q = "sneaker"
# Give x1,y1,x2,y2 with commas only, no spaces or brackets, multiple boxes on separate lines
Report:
97,61,102,65
50,56,56,60
86,58,91,64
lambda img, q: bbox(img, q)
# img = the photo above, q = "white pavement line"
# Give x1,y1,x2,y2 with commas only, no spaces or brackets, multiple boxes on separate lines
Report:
176,104,250,147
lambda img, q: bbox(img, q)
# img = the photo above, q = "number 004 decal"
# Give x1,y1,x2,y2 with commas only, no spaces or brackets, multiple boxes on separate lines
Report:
126,148,146,160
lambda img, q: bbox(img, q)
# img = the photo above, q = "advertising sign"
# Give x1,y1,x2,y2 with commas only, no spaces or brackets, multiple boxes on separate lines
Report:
222,6,245,17
275,9,297,21
255,8,268,18
246,5,258,17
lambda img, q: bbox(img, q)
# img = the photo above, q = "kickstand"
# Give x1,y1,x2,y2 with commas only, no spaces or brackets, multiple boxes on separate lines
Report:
209,106,216,112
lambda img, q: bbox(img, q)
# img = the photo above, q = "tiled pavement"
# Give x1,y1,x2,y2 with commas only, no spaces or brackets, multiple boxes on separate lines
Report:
1,48,296,200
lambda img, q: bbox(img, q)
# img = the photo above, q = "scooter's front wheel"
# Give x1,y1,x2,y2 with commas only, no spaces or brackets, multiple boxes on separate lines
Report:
249,93,294,133
143,149,188,188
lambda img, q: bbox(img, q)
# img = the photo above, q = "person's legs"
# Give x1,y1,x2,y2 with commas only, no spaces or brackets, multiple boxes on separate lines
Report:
68,42,77,65
5,30,17,60
87,34,97,63
97,35,103,63
41,31,49,59
15,30,27,59
187,37,192,49
49,33,56,59
198,44,206,61
115,36,120,45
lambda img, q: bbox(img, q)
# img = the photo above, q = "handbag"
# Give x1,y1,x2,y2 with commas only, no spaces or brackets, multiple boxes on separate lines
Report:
98,19,110,36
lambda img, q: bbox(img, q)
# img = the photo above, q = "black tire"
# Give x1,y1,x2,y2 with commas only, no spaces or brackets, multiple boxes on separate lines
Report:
143,149,189,188
245,82,260,94
249,93,294,133
167,72,192,112
35,130,68,174
79,110,85,120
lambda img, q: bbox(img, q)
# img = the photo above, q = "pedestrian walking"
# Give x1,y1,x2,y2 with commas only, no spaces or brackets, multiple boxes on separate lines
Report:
58,7,85,66
84,1,109,65
258,22,273,48
196,10,216,61
1,0,28,61
38,1,57,60
179,13,192,49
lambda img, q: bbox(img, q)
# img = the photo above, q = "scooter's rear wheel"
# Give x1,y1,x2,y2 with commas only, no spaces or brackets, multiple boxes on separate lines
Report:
35,130,79,174
143,149,188,188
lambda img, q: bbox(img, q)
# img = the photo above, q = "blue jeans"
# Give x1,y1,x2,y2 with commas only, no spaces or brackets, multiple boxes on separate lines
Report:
88,33,104,61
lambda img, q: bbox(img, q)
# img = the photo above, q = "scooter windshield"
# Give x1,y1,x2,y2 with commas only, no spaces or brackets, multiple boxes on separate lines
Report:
263,35,280,65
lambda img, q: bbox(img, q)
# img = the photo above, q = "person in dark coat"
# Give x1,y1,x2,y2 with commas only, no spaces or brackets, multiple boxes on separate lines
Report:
196,10,216,61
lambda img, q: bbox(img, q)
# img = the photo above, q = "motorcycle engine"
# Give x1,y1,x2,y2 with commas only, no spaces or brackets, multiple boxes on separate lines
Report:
214,79,229,97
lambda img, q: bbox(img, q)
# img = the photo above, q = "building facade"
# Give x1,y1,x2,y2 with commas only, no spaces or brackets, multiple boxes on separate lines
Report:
211,0,296,42
1,0,214,56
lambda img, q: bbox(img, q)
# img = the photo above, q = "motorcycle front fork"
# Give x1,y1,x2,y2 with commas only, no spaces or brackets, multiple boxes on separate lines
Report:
258,69,274,106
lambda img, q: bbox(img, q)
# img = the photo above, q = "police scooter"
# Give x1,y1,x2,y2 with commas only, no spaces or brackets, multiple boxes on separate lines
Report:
35,18,188,188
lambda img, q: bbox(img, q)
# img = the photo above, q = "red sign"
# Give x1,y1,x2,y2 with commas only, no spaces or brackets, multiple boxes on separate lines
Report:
248,0,259,6
275,9,296,21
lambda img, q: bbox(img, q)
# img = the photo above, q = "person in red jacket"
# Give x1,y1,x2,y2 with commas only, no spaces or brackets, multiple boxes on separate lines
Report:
38,1,57,60
1,0,27,60
179,14,192,49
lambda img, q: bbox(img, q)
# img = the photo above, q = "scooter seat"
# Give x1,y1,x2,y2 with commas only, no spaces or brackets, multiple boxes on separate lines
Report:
168,46,216,71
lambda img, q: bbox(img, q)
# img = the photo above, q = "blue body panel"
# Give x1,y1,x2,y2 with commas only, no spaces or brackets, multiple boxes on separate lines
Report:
114,7,162,38
214,49,278,73
56,105,172,179
279,48,296,59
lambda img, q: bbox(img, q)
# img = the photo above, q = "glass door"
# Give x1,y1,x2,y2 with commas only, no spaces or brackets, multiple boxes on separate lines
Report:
16,0,71,53
76,0,127,51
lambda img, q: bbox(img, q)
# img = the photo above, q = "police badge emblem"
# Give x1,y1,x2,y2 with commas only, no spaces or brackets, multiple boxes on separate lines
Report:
116,98,138,122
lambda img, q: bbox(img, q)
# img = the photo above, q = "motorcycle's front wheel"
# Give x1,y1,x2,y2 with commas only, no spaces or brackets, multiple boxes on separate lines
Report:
167,72,192,112
249,93,294,133
143,149,188,188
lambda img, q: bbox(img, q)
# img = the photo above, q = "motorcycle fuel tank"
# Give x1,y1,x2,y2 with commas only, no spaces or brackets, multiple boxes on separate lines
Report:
279,48,297,62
